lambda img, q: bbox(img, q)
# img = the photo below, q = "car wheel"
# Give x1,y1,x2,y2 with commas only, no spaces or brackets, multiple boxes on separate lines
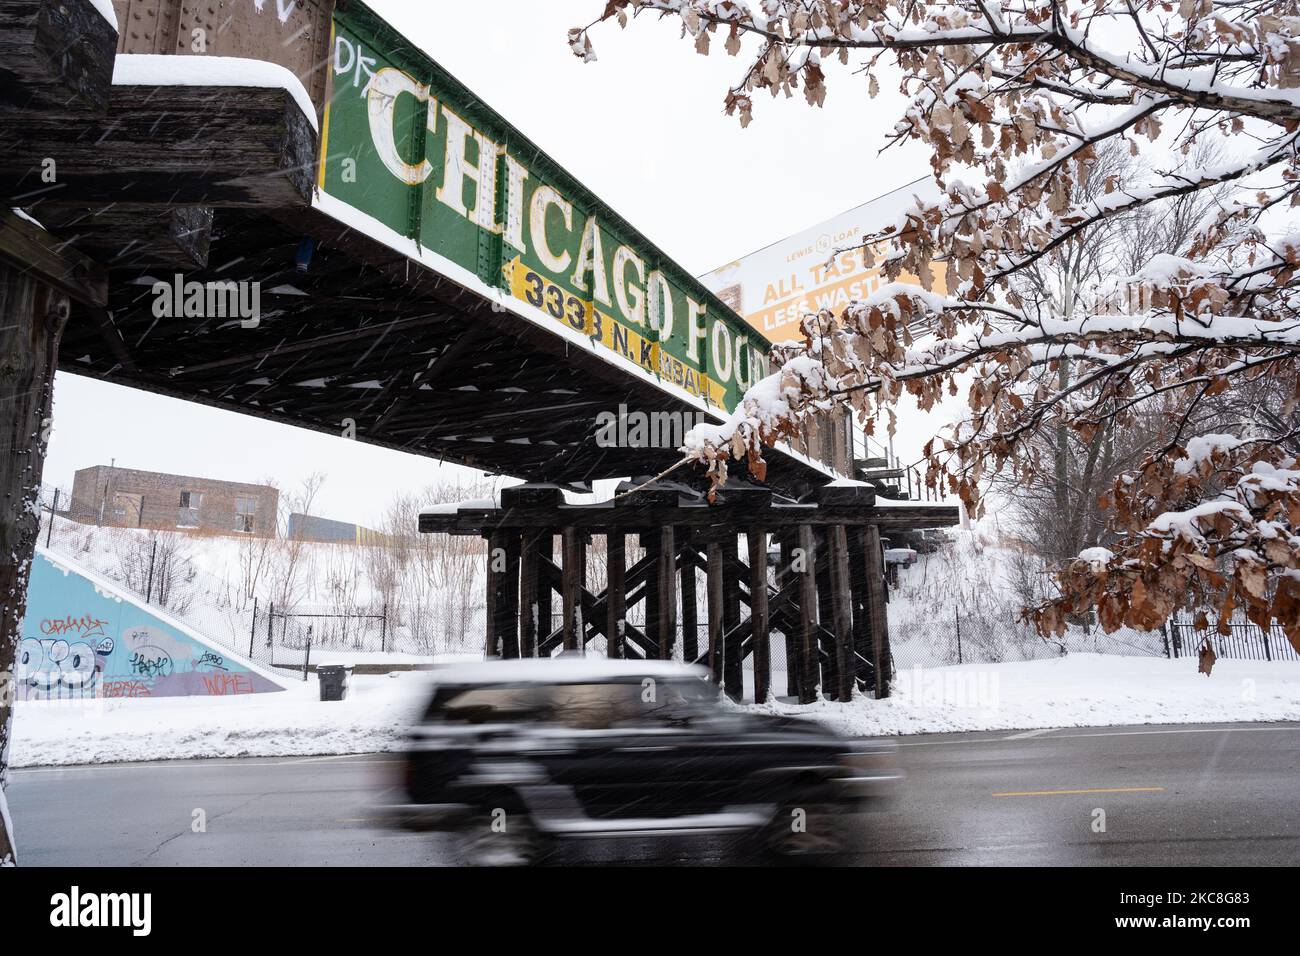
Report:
454,814,548,867
755,803,857,865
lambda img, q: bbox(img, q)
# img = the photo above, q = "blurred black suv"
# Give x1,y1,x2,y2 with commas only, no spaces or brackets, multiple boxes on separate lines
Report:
383,659,898,864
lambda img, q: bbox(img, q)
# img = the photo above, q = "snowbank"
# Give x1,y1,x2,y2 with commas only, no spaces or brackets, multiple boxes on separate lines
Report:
751,654,1300,738
10,673,432,768
10,655,1299,767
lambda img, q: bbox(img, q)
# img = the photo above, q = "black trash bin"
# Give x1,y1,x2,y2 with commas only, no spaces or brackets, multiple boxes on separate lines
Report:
317,664,352,702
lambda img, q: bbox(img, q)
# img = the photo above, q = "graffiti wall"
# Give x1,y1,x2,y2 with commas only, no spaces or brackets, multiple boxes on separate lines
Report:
16,552,284,701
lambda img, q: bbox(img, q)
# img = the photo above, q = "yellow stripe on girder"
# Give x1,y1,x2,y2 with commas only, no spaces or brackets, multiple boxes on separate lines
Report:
316,21,336,191
503,257,726,408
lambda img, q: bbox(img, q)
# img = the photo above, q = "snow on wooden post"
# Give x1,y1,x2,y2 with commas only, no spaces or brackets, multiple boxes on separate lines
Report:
748,528,771,705
679,544,698,664
722,538,744,702
561,528,584,653
815,529,841,699
829,525,856,703
777,532,799,698
0,230,86,865
518,533,540,659
706,541,725,685
847,529,874,691
536,533,553,651
641,531,661,659
485,530,520,659
863,525,892,699
606,533,626,660
657,526,677,661
796,525,819,704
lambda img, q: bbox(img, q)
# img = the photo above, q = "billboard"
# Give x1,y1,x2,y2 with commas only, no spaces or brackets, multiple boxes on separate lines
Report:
317,0,769,413
700,178,944,343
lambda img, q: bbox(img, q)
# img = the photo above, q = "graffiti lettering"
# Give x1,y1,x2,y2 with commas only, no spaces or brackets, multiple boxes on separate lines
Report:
102,679,152,699
194,652,228,671
40,614,110,639
17,637,101,698
200,674,254,696
129,650,174,679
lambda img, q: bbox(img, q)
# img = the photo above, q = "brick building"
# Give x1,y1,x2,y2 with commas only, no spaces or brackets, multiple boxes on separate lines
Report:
66,466,279,537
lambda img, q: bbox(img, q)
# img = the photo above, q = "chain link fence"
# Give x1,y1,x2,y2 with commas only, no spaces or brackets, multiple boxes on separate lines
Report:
33,484,487,678
32,484,1294,688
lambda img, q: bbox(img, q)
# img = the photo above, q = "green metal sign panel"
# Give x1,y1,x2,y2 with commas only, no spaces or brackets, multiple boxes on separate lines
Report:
318,0,769,413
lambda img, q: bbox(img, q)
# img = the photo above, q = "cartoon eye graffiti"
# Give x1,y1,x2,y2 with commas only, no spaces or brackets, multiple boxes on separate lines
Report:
17,638,100,695
17,638,48,687
56,641,98,688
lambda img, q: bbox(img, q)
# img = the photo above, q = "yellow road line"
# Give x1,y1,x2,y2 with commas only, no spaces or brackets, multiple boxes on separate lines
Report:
992,786,1165,797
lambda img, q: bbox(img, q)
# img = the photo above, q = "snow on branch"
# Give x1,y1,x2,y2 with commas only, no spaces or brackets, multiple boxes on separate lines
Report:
579,1,1300,651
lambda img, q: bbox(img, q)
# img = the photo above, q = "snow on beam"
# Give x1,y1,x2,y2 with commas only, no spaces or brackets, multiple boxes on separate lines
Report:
1,58,317,208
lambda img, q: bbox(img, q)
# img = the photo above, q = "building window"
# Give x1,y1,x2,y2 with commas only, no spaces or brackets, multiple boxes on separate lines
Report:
234,496,257,533
178,491,202,527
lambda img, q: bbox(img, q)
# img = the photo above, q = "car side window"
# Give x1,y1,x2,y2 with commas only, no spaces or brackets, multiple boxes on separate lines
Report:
430,685,543,724
548,680,716,730
547,683,639,730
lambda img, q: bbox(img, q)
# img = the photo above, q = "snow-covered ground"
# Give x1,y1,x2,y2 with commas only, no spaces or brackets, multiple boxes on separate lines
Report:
752,654,1300,737
10,672,434,768
11,654,1298,767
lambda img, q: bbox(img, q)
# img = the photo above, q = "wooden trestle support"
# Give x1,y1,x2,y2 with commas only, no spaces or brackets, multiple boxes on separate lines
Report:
420,484,959,704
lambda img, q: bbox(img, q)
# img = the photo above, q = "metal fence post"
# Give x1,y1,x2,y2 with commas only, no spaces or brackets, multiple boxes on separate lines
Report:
303,624,312,682
380,602,388,653
46,488,59,548
955,604,963,665
145,538,157,603
1162,619,1172,659
249,597,258,659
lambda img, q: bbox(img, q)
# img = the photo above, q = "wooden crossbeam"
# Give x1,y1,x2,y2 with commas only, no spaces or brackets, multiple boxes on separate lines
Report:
0,210,106,307
421,502,961,534
534,555,655,657
2,86,316,208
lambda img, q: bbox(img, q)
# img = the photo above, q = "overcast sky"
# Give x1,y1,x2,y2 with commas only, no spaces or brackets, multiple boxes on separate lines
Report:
44,0,938,525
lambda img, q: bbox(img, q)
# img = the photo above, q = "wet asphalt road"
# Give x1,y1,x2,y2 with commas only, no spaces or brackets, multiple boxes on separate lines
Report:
9,722,1299,866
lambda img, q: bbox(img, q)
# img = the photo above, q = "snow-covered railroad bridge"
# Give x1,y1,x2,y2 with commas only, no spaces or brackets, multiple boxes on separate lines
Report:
1,0,958,701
